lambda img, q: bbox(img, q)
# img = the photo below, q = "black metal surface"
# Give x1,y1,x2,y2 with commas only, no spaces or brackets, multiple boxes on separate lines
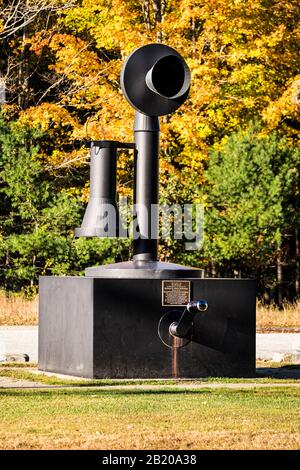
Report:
69,140,135,150
187,300,208,313
133,112,159,261
75,45,191,264
38,276,94,377
169,300,208,339
85,260,204,278
146,55,185,97
84,140,135,149
170,296,253,356
159,310,192,348
75,140,135,238
169,309,194,339
75,144,119,237
39,44,256,380
120,43,190,116
39,276,256,378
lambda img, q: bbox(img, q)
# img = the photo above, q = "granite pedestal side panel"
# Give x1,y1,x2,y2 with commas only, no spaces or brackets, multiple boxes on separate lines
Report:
39,276,256,378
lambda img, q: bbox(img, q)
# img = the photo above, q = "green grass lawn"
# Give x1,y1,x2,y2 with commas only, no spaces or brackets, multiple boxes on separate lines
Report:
0,362,299,386
0,386,299,450
0,363,299,450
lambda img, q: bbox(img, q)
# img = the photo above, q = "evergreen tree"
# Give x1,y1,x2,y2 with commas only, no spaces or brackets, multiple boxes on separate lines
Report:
0,114,129,294
204,125,299,303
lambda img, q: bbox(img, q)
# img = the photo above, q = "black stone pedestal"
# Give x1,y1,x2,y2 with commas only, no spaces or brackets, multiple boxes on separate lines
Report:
39,276,256,378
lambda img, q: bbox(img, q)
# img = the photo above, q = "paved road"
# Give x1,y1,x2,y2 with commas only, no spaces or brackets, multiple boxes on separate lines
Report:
257,333,300,361
0,326,38,362
0,326,299,363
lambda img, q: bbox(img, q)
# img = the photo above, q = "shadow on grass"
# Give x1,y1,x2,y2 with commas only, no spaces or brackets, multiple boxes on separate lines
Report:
0,388,214,397
1,386,299,400
256,365,300,379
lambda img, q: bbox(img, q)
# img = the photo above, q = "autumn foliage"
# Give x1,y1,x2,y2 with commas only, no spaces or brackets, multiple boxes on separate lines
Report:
0,1,299,303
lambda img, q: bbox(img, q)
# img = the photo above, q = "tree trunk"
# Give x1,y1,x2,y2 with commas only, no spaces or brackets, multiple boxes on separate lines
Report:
236,268,242,278
191,17,196,58
152,0,166,42
296,228,300,297
0,76,6,104
31,254,36,289
18,3,30,109
277,255,283,308
142,0,151,30
211,262,217,277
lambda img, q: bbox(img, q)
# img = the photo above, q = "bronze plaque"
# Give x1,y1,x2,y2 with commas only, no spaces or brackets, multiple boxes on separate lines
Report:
162,280,191,306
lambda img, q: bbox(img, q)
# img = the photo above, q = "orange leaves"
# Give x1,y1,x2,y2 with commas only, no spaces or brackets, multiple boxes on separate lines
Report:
17,103,83,167
48,147,88,169
63,0,141,53
29,31,52,56
18,102,79,133
10,0,300,197
262,75,300,135
47,34,103,88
